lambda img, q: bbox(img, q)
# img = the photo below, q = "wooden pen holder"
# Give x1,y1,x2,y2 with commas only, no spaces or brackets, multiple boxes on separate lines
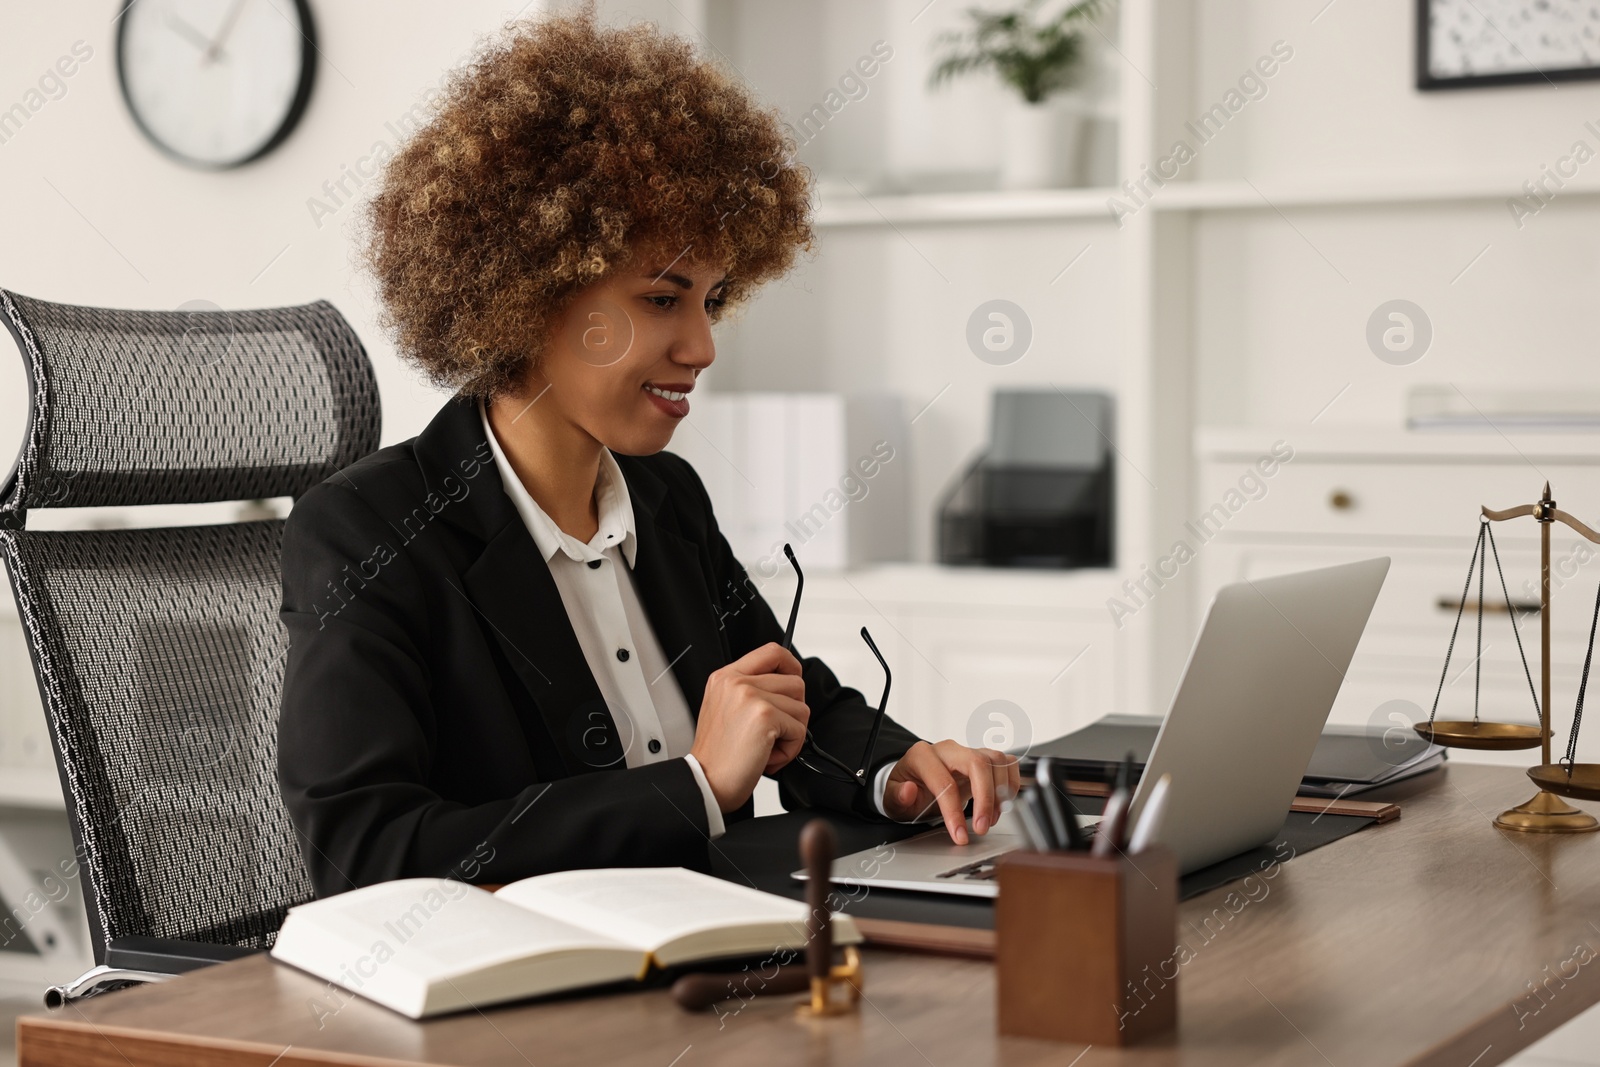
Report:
995,846,1178,1046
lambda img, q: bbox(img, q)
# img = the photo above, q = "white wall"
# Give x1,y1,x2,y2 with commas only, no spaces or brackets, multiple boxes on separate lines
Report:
1194,200,1600,430
706,0,1119,188
0,0,562,467
1185,0,1600,431
1189,0,1600,183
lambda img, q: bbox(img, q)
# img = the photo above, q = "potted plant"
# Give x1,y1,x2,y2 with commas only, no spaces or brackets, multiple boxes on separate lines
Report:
929,0,1107,189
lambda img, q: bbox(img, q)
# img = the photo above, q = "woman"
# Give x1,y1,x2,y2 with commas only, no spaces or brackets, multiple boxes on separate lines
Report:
277,13,1017,897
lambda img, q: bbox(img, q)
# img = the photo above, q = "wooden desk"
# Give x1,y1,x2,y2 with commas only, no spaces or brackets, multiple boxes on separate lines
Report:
19,764,1600,1067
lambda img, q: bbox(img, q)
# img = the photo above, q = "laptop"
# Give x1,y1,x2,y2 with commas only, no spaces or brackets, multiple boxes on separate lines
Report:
798,557,1391,897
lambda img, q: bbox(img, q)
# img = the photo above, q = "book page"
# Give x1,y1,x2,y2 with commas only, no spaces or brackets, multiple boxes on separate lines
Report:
494,868,810,952
274,878,633,983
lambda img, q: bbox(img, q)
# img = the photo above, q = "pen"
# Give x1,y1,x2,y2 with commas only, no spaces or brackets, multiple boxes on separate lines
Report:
1127,773,1171,854
1058,785,1087,851
1015,786,1052,851
1092,786,1130,858
1113,749,1136,795
1035,757,1070,850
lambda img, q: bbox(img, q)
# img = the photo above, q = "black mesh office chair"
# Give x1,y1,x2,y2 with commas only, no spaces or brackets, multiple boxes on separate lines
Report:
0,289,380,1005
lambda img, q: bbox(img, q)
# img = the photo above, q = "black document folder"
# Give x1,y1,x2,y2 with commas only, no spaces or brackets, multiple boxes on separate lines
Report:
1024,714,1446,796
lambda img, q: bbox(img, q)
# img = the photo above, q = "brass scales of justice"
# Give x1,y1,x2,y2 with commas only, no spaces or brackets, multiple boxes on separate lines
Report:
1416,482,1600,833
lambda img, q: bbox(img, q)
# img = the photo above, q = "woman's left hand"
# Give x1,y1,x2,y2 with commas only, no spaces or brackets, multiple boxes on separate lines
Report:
880,740,1021,845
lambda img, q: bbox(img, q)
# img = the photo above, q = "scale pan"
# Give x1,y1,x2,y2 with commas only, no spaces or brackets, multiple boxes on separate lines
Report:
1413,721,1544,750
1528,763,1600,801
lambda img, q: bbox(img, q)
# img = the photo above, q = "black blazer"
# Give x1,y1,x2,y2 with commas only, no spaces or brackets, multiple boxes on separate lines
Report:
277,394,921,897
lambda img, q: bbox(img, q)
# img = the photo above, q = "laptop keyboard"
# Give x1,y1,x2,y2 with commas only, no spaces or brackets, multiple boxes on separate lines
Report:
935,819,1103,880
935,858,1002,881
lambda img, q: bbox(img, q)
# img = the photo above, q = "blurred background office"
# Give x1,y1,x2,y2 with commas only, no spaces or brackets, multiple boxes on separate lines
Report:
2,2,1600,1062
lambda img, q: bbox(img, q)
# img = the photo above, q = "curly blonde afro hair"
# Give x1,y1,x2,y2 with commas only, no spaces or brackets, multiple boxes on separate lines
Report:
362,12,814,400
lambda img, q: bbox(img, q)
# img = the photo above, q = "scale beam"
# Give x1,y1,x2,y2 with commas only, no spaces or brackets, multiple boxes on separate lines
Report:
1550,508,1600,546
1481,503,1536,522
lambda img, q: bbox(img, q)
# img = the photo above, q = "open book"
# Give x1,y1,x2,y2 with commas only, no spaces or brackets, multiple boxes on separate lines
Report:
271,867,859,1018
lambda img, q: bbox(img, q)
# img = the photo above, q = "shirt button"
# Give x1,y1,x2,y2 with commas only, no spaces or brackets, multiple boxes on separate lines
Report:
647,739,661,754
587,559,602,569
616,648,630,662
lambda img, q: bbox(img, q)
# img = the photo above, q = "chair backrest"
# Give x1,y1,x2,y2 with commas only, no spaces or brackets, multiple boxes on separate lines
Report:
0,290,380,961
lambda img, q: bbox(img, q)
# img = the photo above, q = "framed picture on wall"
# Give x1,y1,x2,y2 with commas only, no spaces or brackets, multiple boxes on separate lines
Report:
1417,0,1600,90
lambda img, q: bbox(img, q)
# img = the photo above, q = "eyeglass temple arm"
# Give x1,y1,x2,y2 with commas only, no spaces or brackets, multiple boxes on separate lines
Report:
780,545,861,780
805,735,860,778
781,543,802,652
857,627,891,778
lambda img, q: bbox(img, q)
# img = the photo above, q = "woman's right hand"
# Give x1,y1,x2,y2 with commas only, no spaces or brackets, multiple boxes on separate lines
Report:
690,642,809,812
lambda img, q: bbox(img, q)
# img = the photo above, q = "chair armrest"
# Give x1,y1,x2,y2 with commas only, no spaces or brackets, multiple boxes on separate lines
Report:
105,936,261,975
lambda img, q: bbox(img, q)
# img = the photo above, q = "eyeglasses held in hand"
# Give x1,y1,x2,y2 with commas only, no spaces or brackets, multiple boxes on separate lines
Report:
779,543,891,787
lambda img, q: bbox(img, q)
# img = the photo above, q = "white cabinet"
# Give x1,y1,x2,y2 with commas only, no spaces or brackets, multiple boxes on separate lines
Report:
904,612,1113,750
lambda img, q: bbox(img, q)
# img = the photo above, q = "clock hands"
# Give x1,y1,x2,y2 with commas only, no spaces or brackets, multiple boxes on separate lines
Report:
164,2,243,67
164,12,215,56
203,0,251,66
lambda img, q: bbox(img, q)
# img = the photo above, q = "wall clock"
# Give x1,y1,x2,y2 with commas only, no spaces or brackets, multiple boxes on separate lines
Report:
116,0,317,168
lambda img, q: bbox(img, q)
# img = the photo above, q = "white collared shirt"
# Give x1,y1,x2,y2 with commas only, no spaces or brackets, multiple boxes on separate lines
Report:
480,402,915,834
479,401,725,838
